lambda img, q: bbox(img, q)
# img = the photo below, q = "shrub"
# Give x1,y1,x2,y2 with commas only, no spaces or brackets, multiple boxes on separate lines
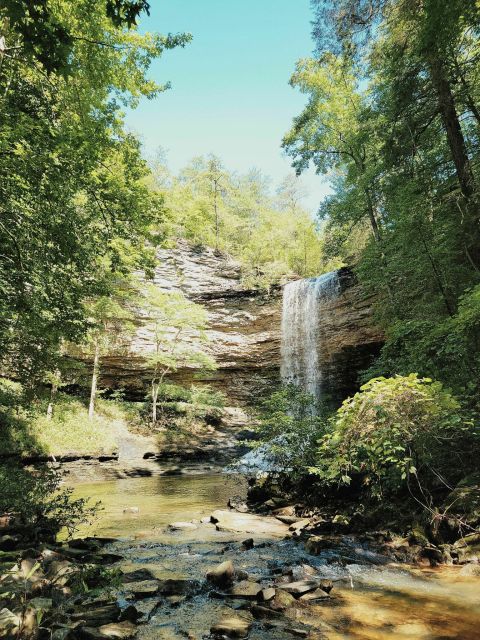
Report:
252,384,326,477
0,463,97,539
312,374,477,499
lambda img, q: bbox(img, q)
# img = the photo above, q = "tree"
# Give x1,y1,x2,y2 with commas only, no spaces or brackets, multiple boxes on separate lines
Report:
143,285,215,423
0,0,191,387
276,174,309,214
82,282,137,419
282,54,382,242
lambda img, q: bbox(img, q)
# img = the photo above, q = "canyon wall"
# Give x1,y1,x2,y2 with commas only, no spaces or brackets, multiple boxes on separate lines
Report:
95,242,383,406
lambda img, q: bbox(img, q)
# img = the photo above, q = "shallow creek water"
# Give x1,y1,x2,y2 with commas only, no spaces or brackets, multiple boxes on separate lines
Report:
72,472,480,640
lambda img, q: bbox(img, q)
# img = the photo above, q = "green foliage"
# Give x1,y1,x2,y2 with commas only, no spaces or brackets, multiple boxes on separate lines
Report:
0,462,97,537
0,0,190,386
286,1,480,399
0,378,122,457
142,285,216,420
312,375,477,499
150,155,331,287
252,384,326,477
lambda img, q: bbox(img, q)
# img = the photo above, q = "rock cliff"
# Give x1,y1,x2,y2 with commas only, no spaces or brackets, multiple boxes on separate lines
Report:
98,242,282,405
96,243,383,406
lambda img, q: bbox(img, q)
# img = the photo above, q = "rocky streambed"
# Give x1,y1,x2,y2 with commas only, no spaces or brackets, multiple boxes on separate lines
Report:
2,472,480,639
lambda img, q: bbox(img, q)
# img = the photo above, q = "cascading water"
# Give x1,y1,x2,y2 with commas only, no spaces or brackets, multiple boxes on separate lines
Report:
281,271,340,403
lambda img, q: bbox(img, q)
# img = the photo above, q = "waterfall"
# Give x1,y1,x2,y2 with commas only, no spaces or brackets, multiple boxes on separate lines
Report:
281,271,340,402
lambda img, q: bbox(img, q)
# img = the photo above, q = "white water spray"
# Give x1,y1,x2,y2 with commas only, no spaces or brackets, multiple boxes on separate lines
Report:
280,272,340,402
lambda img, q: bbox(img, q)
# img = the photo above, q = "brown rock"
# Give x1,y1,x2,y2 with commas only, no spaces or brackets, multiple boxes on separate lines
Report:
228,580,263,599
98,621,137,638
278,580,319,596
211,615,251,638
206,560,235,587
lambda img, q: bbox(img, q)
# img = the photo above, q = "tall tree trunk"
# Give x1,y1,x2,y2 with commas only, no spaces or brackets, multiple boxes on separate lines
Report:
88,341,100,420
46,372,60,420
364,188,381,242
429,57,475,200
151,380,159,424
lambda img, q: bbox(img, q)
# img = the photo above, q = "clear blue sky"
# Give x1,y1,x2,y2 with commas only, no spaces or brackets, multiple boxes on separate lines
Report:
125,0,331,213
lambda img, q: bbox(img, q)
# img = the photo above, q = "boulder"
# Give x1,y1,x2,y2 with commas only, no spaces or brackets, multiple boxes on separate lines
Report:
168,522,198,531
123,580,159,599
98,621,137,639
304,536,336,555
288,519,311,533
211,615,251,638
278,580,319,597
260,587,276,602
121,569,156,584
210,510,289,537
298,588,330,602
206,560,235,587
228,581,263,599
156,578,201,596
270,590,297,611
71,605,120,627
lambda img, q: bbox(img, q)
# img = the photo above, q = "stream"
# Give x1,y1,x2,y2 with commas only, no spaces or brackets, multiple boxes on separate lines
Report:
72,471,480,640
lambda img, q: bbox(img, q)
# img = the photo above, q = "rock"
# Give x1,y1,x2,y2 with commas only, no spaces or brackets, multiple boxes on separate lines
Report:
228,580,263,599
71,605,121,627
275,516,301,525
241,538,254,550
121,569,156,584
76,628,106,640
260,588,276,602
211,615,251,638
288,519,311,532
285,628,309,638
122,507,139,514
81,243,381,408
120,601,159,624
156,578,201,596
459,563,480,576
270,590,297,611
228,497,249,513
408,524,429,546
278,580,319,596
272,506,296,517
52,629,75,640
168,522,198,531
319,579,333,594
298,588,330,602
304,536,336,555
250,604,283,619
123,580,159,599
47,560,76,585
206,560,235,587
210,510,289,537
98,621,137,638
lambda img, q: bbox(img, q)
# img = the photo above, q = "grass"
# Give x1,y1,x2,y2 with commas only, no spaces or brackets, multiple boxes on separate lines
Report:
0,379,132,457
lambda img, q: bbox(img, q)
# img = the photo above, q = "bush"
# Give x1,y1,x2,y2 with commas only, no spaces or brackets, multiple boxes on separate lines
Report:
251,384,326,477
0,462,97,539
0,379,119,457
312,374,477,499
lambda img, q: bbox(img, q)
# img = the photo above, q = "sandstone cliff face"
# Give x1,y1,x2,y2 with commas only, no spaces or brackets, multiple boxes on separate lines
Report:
98,243,383,406
314,267,384,403
99,242,282,404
